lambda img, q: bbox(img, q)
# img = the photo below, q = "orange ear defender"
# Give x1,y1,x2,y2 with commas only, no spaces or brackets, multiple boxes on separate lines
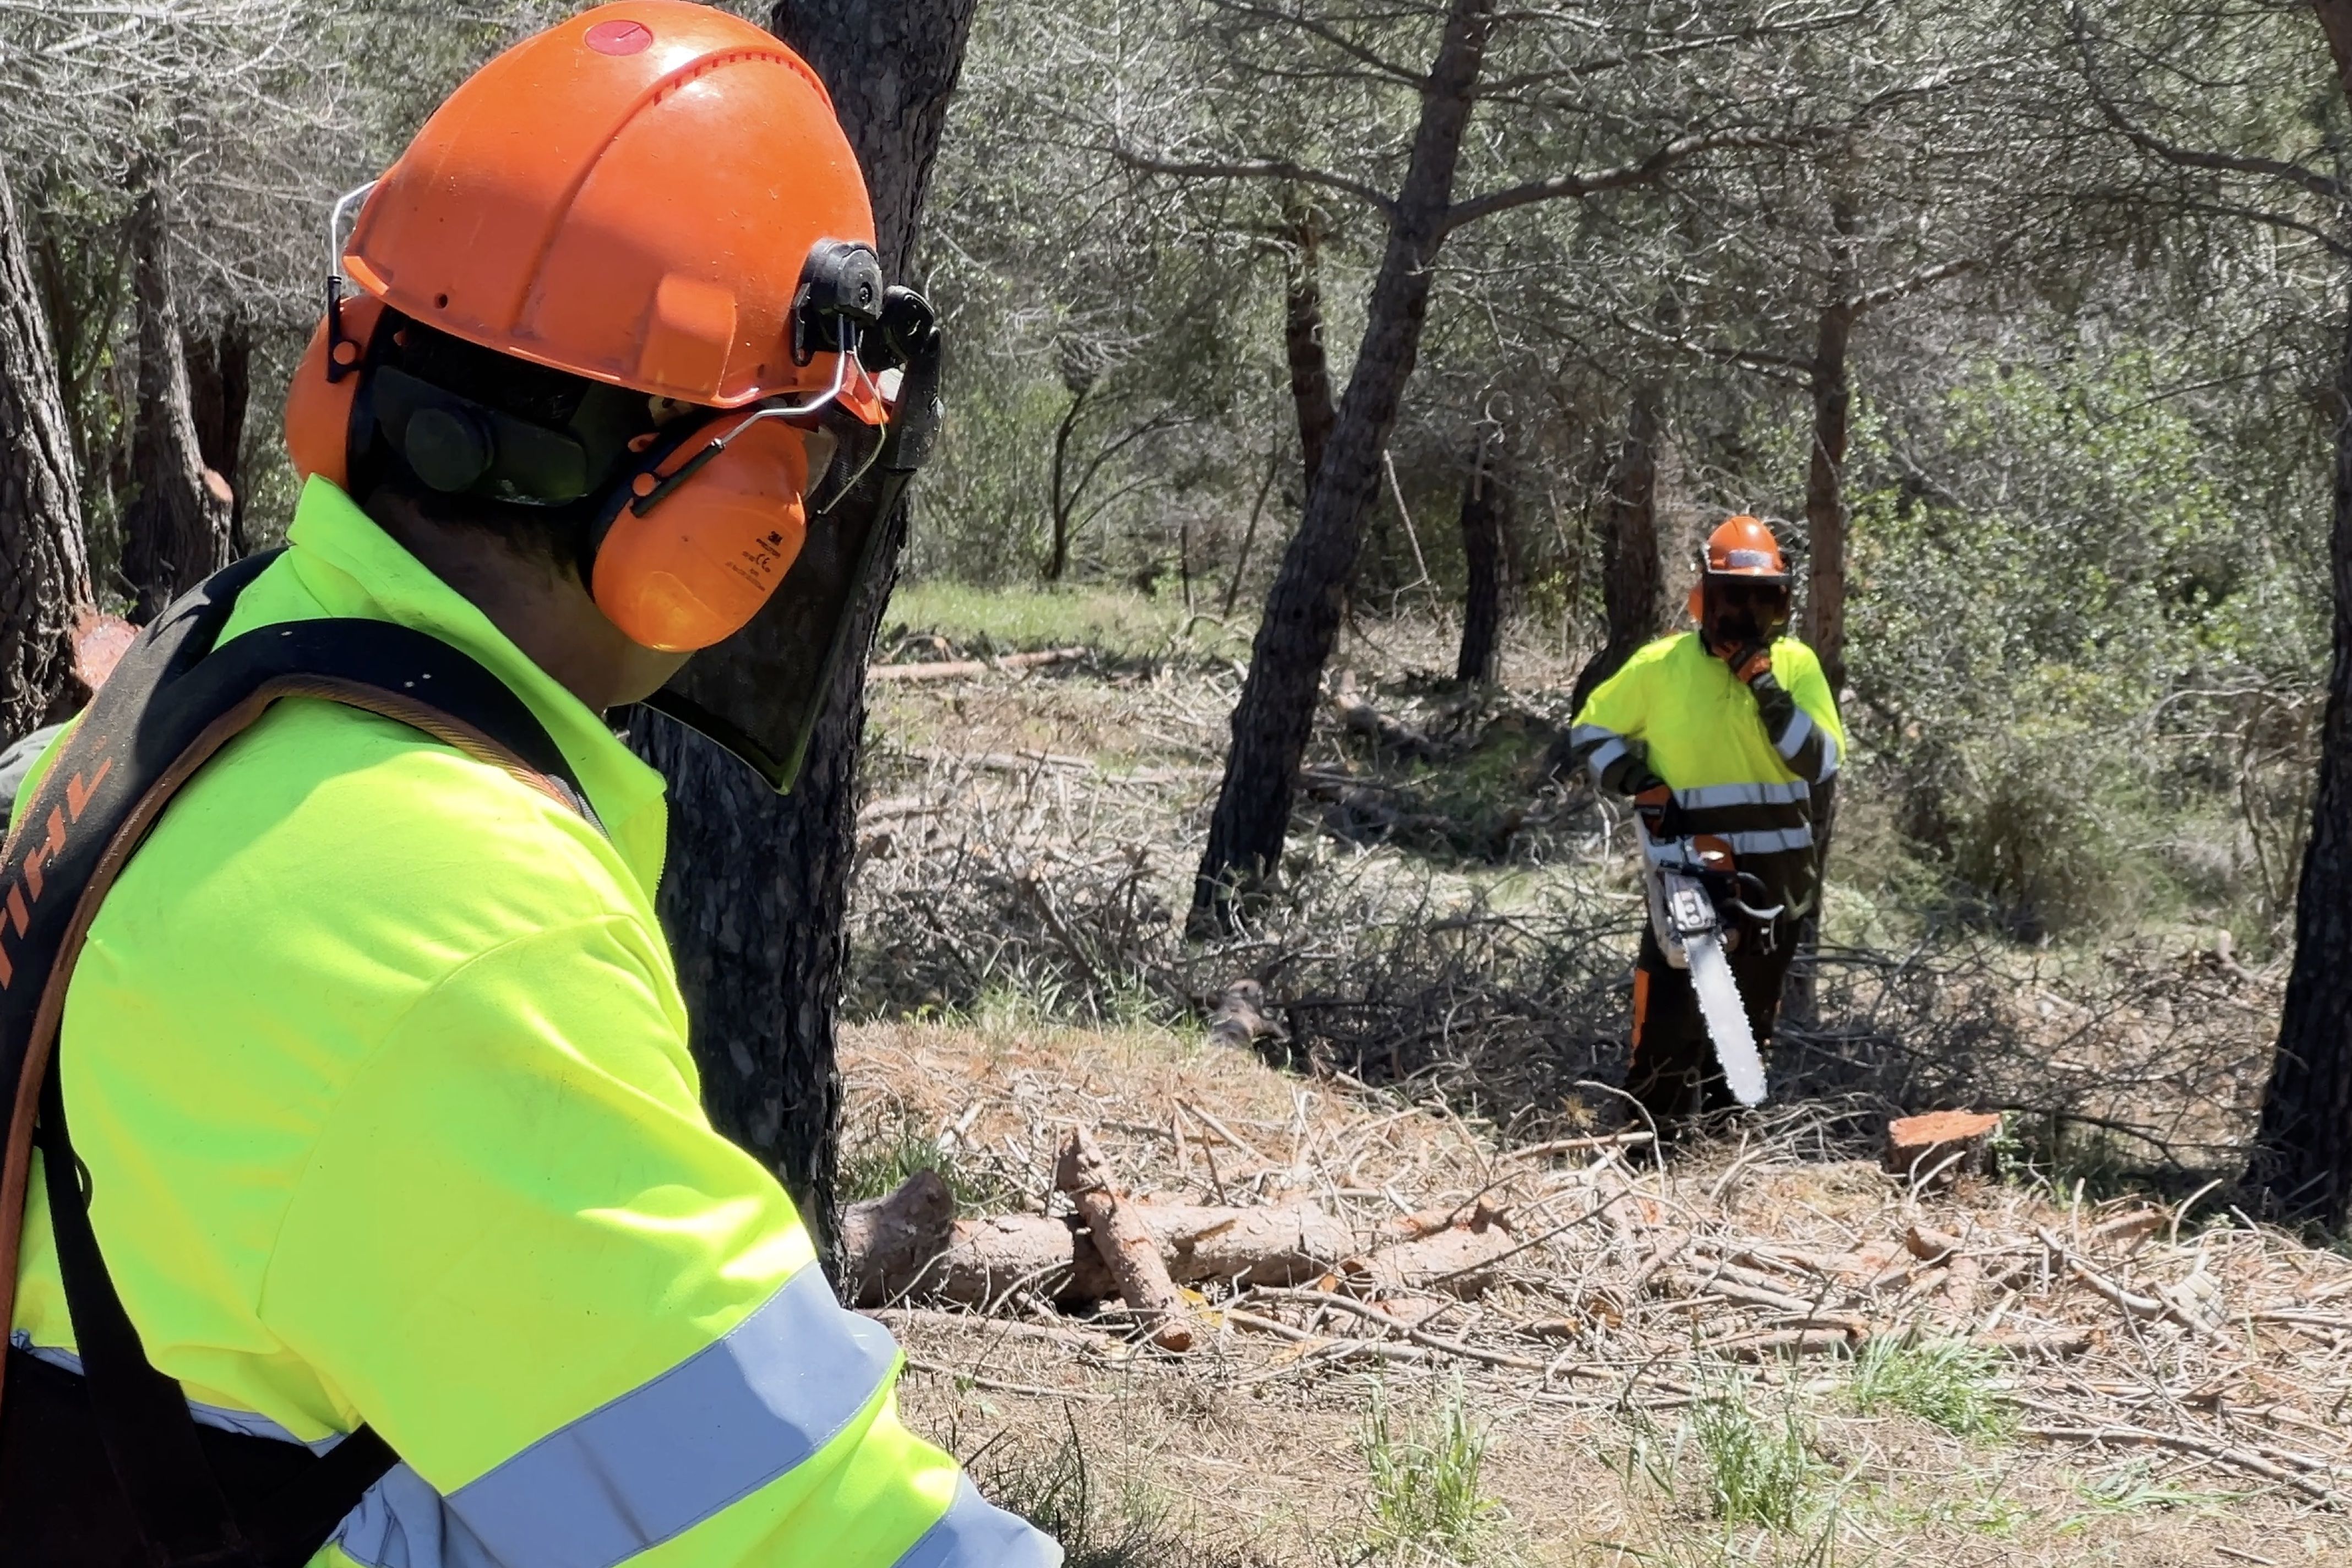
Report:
589,412,814,652
284,290,390,489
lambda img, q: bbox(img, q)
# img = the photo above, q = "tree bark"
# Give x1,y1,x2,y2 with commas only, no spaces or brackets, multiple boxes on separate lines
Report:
1190,0,1499,929
2248,279,2352,1227
0,153,92,742
1569,382,1663,714
1455,436,1509,684
629,0,977,1267
1282,208,1338,505
184,318,251,556
1804,205,1860,696
1045,379,1090,581
119,164,229,623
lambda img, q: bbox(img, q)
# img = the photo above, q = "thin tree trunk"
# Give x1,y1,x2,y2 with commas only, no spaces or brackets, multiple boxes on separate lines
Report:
1282,208,1338,507
1046,380,1089,581
1569,383,1663,714
184,317,251,556
631,0,977,1266
0,153,91,741
118,164,228,622
1190,0,1498,930
2247,272,2352,1226
1804,257,1858,694
1455,437,1508,684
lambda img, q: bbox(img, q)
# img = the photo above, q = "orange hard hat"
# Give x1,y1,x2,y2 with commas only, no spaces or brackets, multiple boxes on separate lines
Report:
1702,515,1787,580
340,0,878,411
1686,515,1789,622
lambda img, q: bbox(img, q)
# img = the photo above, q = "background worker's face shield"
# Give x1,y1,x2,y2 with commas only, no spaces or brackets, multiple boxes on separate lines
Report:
1699,575,1792,652
636,286,944,792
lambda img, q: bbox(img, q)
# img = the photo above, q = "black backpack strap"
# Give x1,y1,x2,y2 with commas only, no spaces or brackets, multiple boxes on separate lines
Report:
0,554,600,1565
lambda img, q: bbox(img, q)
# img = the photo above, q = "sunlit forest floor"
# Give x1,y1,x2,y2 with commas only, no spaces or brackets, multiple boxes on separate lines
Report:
838,584,2335,1564
849,1018,2351,1567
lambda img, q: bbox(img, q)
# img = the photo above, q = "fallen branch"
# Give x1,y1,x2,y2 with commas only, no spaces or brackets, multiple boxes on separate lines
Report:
1059,1128,1195,1350
871,647,1086,682
2020,1423,2349,1507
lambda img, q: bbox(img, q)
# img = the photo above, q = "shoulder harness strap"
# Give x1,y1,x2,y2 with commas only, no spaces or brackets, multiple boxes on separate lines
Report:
0,551,600,1565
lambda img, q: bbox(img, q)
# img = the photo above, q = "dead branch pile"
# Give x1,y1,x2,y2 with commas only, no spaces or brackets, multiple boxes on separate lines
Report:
843,1028,2352,1511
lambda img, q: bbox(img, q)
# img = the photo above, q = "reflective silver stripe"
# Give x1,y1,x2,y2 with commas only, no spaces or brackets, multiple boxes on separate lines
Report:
895,1475,1064,1568
1724,825,1814,856
1567,724,1615,748
9,1332,339,1453
1774,709,1816,762
1818,728,1842,779
1583,737,1628,780
1674,780,1809,809
335,1263,901,1568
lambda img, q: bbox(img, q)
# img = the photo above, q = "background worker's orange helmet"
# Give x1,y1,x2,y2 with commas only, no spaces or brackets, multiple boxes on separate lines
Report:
1686,515,1792,630
343,0,876,410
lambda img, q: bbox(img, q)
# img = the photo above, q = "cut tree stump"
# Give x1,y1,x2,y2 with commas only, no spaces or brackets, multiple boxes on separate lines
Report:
1205,979,1276,1051
839,1170,958,1308
1883,1111,2002,1186
1058,1127,1195,1349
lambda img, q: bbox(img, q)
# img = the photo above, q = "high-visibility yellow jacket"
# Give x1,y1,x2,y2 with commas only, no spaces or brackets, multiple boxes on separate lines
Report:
8,478,1056,1568
1569,632,1846,914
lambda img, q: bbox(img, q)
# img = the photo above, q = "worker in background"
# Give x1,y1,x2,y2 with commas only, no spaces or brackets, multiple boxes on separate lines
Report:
1567,516,1845,1135
0,4,1054,1564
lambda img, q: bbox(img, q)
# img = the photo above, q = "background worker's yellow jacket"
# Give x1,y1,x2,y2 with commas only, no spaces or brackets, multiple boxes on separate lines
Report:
8,479,1056,1568
1569,632,1847,916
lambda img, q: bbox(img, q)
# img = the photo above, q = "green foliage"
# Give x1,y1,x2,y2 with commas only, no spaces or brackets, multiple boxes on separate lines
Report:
1833,344,2325,941
1360,1379,1504,1563
1848,1335,2012,1439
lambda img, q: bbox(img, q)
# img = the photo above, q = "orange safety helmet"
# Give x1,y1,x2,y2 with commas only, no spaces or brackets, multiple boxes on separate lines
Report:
284,0,894,652
1684,514,1790,624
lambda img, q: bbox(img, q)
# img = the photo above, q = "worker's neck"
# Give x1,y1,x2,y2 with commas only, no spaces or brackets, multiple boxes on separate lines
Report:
365,494,687,712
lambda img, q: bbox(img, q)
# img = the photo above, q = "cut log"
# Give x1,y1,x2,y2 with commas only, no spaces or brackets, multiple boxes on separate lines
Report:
1205,978,1277,1050
1883,1110,2002,1185
839,1170,959,1308
1058,1128,1194,1349
905,1200,1349,1309
1353,1208,1521,1299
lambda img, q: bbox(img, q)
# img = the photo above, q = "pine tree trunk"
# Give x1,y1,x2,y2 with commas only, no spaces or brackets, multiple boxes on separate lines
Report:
1282,209,1337,505
184,318,251,556
1570,384,1663,714
1804,317,1855,694
1190,0,1498,929
119,165,228,623
0,153,91,742
629,0,977,1263
1455,440,1507,684
2247,286,2352,1227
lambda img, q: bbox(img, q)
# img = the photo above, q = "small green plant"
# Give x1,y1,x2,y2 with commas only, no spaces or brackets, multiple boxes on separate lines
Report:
1360,1378,1502,1562
1687,1376,1822,1532
963,1411,1202,1568
1848,1334,2012,1438
2057,1458,2243,1529
839,1108,1008,1209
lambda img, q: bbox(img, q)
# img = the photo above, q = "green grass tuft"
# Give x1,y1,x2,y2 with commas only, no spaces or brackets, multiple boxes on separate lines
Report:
1687,1378,1823,1532
1848,1334,2013,1438
1360,1379,1504,1562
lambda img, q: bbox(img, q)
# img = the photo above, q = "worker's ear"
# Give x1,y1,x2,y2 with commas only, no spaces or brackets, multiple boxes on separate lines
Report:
1685,584,1704,622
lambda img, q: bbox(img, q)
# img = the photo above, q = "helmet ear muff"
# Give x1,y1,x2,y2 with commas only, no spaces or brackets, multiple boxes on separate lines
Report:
284,293,390,488
587,413,813,653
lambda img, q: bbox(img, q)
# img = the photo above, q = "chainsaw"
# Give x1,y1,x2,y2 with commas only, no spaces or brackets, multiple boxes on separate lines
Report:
1636,825,1783,1107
